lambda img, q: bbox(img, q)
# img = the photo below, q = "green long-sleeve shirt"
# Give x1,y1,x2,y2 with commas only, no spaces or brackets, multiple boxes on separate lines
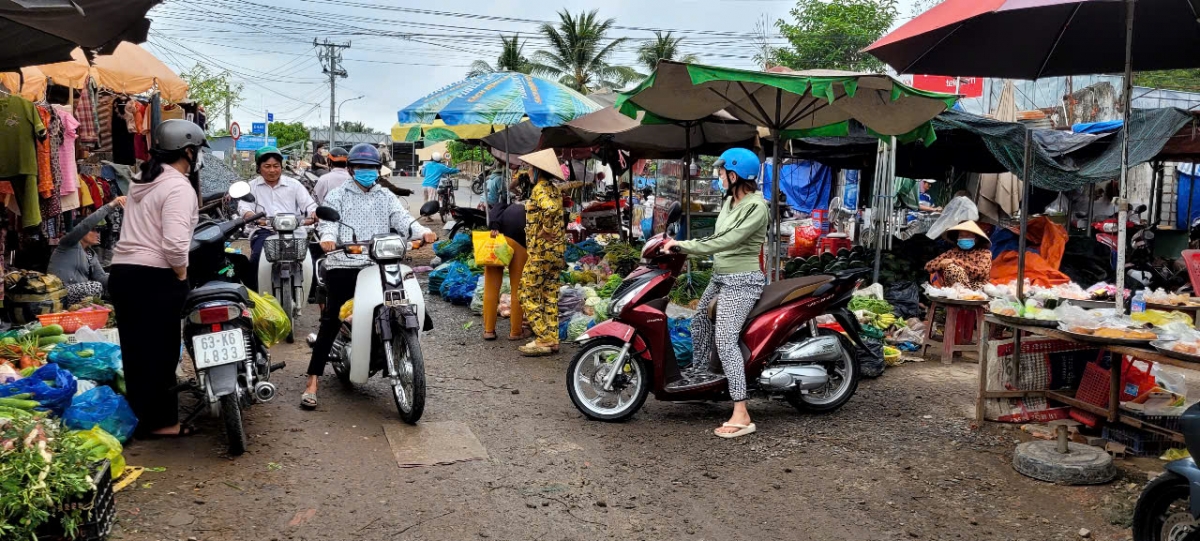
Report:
676,192,769,275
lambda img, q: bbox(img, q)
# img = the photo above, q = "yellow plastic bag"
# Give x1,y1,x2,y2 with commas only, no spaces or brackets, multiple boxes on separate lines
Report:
68,426,125,478
473,231,508,266
1132,309,1194,328
248,290,292,347
339,299,354,322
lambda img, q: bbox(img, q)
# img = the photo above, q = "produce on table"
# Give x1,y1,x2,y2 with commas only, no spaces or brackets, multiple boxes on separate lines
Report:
848,297,893,315
785,246,870,279
670,269,712,306
0,417,99,540
597,275,622,298
603,241,642,277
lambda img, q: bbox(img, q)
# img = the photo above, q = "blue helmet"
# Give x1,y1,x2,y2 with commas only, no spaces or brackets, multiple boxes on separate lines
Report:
715,148,760,182
347,143,381,167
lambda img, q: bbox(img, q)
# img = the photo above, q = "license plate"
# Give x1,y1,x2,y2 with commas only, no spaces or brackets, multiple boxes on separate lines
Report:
192,329,247,369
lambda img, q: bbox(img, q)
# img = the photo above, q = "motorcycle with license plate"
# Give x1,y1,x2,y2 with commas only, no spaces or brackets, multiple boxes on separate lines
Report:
178,180,285,455
254,212,313,343
567,203,873,422
307,206,431,423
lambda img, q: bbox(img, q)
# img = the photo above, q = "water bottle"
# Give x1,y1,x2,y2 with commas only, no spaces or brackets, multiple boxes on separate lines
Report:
1132,290,1147,314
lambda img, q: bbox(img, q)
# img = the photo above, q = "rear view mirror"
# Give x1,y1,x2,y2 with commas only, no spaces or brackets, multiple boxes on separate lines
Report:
228,181,252,201
420,200,441,217
666,202,682,226
315,206,341,222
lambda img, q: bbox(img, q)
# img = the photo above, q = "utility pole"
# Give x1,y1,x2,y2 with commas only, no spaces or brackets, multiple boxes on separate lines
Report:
315,38,350,150
224,81,231,134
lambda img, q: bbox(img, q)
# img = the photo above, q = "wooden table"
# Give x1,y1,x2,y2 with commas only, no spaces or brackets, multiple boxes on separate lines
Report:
975,315,1188,444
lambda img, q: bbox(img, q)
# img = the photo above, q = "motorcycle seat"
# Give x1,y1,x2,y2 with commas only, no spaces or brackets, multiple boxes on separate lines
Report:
187,281,250,307
707,275,834,323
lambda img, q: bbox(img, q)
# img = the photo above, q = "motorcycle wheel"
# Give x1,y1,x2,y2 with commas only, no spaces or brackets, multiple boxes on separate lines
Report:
330,327,353,387
279,282,295,343
389,328,426,424
785,329,860,414
1133,471,1198,541
472,178,485,196
567,337,649,422
220,393,247,456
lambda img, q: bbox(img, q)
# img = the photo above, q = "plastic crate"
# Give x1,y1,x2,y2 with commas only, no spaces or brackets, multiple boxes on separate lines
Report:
264,237,307,262
36,308,111,334
1075,362,1112,409
1102,425,1181,457
38,459,115,541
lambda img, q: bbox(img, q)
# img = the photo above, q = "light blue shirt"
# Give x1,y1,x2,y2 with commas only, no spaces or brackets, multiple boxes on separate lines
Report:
421,161,459,188
485,172,505,205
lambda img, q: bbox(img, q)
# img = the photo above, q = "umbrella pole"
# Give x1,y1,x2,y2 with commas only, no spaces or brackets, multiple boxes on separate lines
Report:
684,123,692,240
770,132,783,283
1016,129,1033,303
1114,0,1136,310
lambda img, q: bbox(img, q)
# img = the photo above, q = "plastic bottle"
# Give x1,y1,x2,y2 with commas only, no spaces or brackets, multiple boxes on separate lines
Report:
1131,290,1146,314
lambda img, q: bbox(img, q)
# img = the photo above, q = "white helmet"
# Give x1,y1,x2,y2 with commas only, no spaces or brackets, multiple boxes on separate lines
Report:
431,151,443,162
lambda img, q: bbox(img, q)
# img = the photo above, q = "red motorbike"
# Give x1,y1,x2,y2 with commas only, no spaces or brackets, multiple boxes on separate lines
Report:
567,206,874,422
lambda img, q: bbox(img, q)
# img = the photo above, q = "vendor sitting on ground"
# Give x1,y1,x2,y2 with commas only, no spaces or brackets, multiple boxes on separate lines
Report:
924,220,992,289
48,196,126,305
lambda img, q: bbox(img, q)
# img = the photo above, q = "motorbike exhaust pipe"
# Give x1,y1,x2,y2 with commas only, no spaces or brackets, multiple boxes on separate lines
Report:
254,382,277,402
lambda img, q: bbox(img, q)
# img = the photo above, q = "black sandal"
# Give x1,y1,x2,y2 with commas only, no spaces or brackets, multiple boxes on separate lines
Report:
140,425,200,440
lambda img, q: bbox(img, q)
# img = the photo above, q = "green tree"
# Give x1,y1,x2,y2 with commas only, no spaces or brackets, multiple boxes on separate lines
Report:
447,140,495,166
531,9,642,94
336,120,380,134
636,31,698,72
467,34,532,78
180,63,243,132
1136,70,1200,93
909,0,945,17
774,0,898,72
267,121,308,150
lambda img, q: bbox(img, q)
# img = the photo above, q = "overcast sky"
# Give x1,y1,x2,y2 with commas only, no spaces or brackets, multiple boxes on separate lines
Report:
146,0,924,134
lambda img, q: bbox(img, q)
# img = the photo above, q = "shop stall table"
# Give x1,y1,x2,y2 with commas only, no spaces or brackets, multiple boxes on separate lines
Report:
976,315,1188,444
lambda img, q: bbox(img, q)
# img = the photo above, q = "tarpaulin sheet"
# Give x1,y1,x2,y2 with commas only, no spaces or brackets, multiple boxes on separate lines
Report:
762,161,833,214
1073,120,1123,135
1177,171,1200,230
989,216,1070,287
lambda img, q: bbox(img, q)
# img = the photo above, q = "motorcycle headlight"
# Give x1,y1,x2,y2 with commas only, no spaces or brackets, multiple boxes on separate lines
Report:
272,213,299,232
609,281,652,317
371,235,407,260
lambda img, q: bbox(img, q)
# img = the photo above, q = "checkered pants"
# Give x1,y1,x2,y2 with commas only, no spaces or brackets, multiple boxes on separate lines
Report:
691,272,765,402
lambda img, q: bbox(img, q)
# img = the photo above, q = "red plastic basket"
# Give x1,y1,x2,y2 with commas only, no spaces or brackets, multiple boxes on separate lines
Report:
1075,362,1111,408
36,308,110,333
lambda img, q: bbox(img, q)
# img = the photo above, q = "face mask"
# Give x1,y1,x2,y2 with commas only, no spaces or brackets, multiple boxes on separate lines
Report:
957,239,976,250
353,169,379,187
188,148,204,174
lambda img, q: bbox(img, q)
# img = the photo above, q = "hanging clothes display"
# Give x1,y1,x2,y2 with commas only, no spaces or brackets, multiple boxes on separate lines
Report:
52,105,79,196
74,77,100,148
96,93,114,153
35,106,54,198
0,94,46,228
110,98,136,166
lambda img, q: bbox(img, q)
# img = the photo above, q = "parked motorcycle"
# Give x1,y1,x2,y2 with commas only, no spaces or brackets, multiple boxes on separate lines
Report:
1133,401,1200,540
448,206,487,240
471,170,488,196
308,206,432,423
1092,205,1178,291
179,181,283,455
255,213,313,343
567,204,871,422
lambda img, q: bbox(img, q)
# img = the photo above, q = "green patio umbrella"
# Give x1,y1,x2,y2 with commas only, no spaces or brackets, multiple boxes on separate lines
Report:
616,61,957,280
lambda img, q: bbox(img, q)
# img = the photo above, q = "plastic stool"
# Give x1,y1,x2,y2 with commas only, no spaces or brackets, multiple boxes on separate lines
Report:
922,299,985,364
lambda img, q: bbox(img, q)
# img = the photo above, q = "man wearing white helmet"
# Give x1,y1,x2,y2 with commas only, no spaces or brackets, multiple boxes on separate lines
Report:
421,151,458,204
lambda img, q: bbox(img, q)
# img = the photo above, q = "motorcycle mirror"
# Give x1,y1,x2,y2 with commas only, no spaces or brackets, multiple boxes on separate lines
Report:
666,202,682,226
315,206,341,222
228,180,252,201
420,200,441,217
1135,204,1148,214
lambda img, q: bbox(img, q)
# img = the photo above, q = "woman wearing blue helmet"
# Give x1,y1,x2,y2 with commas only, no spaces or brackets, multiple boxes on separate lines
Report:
662,147,769,438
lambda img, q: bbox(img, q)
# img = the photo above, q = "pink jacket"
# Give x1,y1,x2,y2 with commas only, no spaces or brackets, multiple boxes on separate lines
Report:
113,166,198,269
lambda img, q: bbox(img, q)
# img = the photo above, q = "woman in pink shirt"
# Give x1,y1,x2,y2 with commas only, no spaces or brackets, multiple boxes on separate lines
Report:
109,120,205,439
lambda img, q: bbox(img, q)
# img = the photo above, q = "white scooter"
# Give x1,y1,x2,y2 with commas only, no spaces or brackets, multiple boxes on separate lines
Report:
309,206,430,423
255,213,313,343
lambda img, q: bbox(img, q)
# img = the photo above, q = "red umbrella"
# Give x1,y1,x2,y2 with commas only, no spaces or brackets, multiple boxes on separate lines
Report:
865,0,1200,78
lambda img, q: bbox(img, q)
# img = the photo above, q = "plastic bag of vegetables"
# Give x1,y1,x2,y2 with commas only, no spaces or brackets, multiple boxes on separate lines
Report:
48,343,122,382
0,363,77,416
247,290,291,347
67,425,125,478
63,385,137,443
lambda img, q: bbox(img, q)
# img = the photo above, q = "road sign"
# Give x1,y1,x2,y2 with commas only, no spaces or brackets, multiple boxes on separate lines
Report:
251,122,266,134
910,75,983,98
267,113,274,122
235,136,277,151
229,122,242,140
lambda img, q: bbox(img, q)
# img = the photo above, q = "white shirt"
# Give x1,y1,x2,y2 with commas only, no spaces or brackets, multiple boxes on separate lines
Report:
238,175,317,218
318,181,432,269
313,168,351,205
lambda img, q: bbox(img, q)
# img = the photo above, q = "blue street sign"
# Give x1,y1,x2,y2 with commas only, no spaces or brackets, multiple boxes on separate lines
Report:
235,136,277,151
267,113,274,122
251,122,266,134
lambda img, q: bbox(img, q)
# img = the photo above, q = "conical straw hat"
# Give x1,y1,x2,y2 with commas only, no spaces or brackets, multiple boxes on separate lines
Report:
518,149,565,181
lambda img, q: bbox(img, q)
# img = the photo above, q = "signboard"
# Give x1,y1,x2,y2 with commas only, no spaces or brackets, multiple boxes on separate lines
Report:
267,113,274,122
251,122,266,134
235,136,277,151
229,122,242,140
911,75,983,98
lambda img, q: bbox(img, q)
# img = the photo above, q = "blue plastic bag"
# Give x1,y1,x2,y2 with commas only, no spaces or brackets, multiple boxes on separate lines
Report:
49,342,123,382
0,363,77,415
668,318,693,367
641,217,653,239
439,262,477,304
434,233,473,260
63,386,138,443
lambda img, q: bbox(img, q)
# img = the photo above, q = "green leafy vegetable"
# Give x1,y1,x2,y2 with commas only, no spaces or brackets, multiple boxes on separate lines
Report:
0,417,97,540
849,296,893,315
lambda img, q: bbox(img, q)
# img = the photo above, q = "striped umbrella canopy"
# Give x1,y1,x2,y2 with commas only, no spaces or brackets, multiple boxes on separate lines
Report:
397,72,601,129
390,119,507,143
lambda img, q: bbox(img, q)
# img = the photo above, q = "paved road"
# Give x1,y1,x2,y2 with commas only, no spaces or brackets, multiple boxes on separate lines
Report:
389,174,486,221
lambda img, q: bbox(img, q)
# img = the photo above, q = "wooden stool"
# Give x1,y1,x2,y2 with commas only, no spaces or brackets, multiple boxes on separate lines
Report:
923,299,986,364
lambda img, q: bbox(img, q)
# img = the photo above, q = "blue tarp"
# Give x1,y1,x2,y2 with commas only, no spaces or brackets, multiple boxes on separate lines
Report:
842,170,860,209
1072,120,1123,135
990,227,1040,259
1178,171,1200,230
761,161,833,214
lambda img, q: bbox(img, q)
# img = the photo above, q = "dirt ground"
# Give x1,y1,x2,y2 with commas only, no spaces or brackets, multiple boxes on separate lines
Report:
112,243,1154,541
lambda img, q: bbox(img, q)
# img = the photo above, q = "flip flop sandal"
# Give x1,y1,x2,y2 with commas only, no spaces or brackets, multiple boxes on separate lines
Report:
508,329,533,341
140,424,201,440
483,331,498,341
518,343,554,357
300,393,318,410
714,422,757,439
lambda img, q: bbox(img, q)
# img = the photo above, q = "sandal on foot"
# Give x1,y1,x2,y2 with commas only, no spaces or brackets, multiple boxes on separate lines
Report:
300,393,318,410
714,422,756,439
508,328,533,341
483,331,498,341
518,342,554,357
141,425,200,440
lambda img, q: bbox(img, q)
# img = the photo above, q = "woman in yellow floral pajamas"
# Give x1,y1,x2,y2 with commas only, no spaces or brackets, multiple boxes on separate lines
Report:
517,149,568,356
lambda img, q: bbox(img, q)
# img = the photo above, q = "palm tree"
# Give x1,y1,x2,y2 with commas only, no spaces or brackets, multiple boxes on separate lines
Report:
530,9,642,94
466,34,531,78
636,31,698,72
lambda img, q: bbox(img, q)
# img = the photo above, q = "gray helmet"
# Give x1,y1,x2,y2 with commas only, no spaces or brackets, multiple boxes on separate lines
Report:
154,119,209,152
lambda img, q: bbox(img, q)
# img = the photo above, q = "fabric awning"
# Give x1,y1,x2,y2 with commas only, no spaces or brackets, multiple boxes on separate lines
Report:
1,42,188,101
0,0,160,71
